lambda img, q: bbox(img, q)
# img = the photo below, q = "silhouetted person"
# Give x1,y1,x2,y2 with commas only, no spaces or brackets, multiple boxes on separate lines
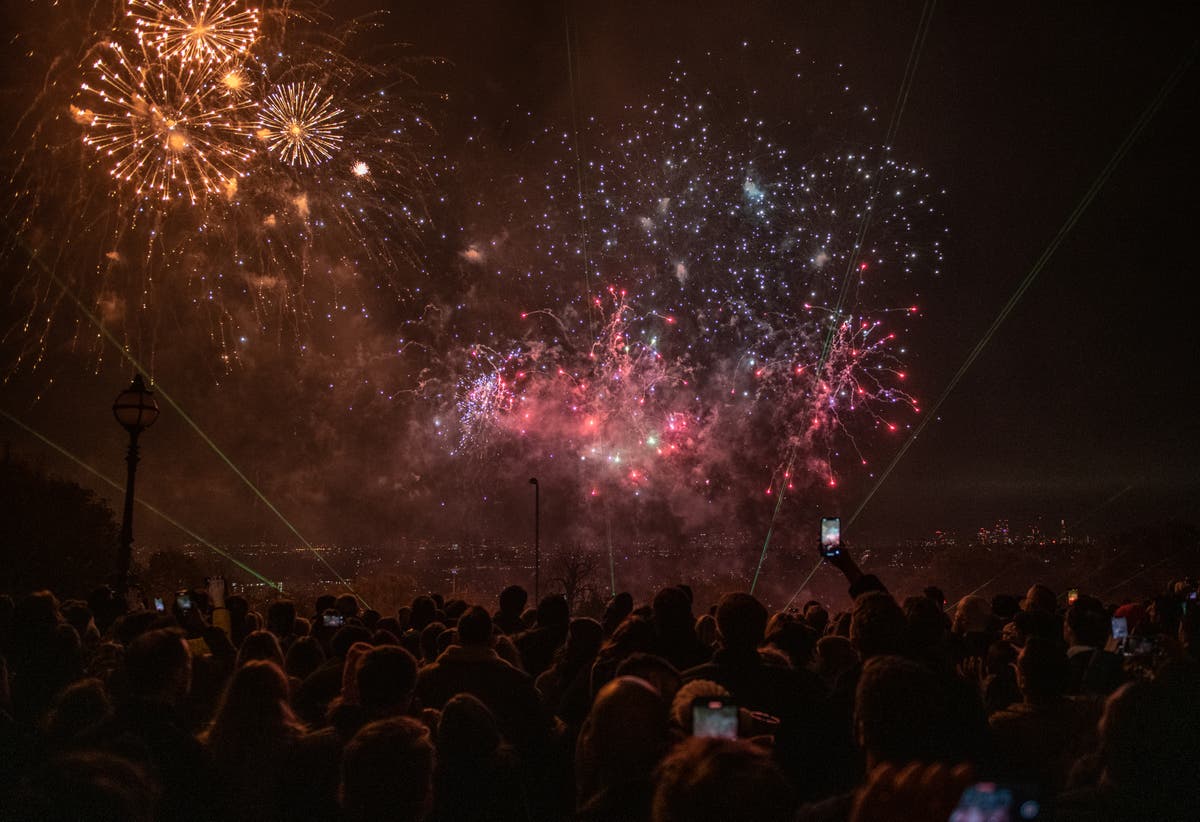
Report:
284,635,325,683
798,655,967,822
494,585,528,635
1064,596,1126,696
516,595,570,678
201,660,307,822
340,717,435,822
1056,670,1200,821
989,636,1100,793
652,737,795,822
602,593,634,636
649,587,711,671
683,593,826,794
87,628,212,822
590,614,656,696
536,616,604,725
292,624,371,726
434,693,526,822
416,606,550,756
576,676,669,822
4,750,157,822
235,629,286,670
266,600,298,646
42,677,111,749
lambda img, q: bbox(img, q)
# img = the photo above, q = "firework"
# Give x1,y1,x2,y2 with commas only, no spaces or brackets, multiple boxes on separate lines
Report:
6,0,434,373
257,82,345,167
437,53,943,507
128,0,261,65
75,40,255,203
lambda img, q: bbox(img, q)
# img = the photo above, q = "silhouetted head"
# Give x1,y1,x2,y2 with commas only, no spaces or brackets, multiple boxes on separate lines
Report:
499,584,528,616
904,595,946,651
1017,636,1070,701
123,629,190,704
1100,674,1200,797
653,587,694,633
419,622,445,662
284,635,325,681
577,676,669,801
341,717,435,822
991,593,1020,622
457,606,493,646
410,596,438,632
1021,584,1056,614
537,595,570,630
203,660,304,768
1065,596,1110,648
923,586,947,610
13,751,156,822
603,592,635,633
43,678,112,744
715,593,768,652
652,737,794,822
951,595,992,635
616,653,681,704
803,602,830,635
356,645,418,716
694,613,718,647
437,693,503,763
330,625,372,659
235,630,285,670
855,655,954,769
266,600,297,637
850,592,907,659
334,594,359,619
765,615,818,669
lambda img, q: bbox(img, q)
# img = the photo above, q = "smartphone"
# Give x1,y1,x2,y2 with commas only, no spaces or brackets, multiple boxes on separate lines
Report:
176,593,192,612
153,597,165,612
692,697,738,739
323,613,345,628
950,782,1042,821
1067,588,1079,605
1111,616,1128,641
819,517,842,558
1121,635,1155,657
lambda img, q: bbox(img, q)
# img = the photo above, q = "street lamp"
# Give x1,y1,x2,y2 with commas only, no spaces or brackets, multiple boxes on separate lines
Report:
529,477,540,601
113,374,159,595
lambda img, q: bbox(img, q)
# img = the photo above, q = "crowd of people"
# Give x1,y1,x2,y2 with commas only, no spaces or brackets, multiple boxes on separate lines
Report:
1,547,1198,821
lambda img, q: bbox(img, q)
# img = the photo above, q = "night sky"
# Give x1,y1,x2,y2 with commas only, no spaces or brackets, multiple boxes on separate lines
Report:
1,0,1196,553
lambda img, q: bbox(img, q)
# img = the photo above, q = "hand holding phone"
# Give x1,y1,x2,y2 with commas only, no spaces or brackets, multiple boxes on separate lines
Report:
323,612,345,628
820,517,842,558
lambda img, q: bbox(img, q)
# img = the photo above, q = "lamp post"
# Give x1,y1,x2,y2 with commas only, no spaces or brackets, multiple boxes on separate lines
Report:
529,477,540,601
112,374,159,595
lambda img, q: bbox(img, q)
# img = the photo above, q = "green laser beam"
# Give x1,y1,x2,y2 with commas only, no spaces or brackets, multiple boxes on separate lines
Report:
849,42,1197,528
782,556,826,611
752,1,938,594
1,408,281,591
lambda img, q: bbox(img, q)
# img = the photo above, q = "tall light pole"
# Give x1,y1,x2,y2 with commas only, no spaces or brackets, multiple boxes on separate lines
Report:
113,374,159,595
528,477,540,601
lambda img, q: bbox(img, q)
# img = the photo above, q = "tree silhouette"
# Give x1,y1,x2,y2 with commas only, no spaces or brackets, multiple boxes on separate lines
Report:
548,544,603,613
0,457,119,596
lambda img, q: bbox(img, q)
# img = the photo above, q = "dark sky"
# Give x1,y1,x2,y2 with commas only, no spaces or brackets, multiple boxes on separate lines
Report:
405,0,1200,539
2,0,1197,548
